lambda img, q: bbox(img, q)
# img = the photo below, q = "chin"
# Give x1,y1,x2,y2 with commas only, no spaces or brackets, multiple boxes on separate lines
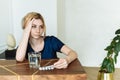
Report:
31,35,40,39
34,36,41,39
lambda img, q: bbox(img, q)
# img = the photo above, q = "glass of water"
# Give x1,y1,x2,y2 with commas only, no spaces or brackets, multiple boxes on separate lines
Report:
28,52,41,68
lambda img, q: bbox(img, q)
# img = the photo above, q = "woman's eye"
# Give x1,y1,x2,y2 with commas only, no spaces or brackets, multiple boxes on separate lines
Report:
32,26,36,28
40,25,44,28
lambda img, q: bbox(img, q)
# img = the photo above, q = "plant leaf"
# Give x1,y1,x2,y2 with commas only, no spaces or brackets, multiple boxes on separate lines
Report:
115,29,120,34
104,45,112,51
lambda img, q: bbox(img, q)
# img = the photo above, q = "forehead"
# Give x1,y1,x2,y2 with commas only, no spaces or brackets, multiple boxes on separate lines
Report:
32,19,43,25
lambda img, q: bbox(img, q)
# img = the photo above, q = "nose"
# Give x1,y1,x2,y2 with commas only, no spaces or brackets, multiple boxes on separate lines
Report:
36,27,40,32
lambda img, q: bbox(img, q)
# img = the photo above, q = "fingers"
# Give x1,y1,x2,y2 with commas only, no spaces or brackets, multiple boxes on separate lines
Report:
23,18,35,39
26,18,35,29
53,59,68,69
24,18,35,33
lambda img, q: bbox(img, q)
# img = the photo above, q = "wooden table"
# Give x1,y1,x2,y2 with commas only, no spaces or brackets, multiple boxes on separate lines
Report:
0,59,87,80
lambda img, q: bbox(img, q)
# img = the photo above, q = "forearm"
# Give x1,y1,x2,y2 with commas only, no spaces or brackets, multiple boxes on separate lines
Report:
16,32,29,62
65,50,78,64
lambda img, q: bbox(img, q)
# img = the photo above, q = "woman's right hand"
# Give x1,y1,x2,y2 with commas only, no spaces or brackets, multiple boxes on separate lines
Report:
16,18,35,62
24,18,35,36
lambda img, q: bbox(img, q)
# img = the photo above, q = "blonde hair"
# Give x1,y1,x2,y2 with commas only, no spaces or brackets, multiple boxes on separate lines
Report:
22,12,46,37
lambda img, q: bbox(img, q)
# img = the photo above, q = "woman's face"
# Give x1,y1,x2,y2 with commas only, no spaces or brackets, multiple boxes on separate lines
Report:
30,19,44,39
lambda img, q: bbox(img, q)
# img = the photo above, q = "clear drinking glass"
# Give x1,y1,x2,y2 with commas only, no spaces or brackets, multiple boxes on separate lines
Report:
28,52,41,68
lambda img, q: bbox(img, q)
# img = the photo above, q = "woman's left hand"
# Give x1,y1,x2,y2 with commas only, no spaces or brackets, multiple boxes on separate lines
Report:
53,58,68,69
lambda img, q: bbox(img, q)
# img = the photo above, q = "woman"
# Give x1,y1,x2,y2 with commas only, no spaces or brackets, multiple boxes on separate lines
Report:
16,12,77,69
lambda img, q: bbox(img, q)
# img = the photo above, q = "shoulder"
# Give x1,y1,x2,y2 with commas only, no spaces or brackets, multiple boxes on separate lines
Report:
44,36,64,44
44,36,59,41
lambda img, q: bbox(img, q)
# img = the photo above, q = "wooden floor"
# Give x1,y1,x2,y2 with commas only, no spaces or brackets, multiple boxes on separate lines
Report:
83,66,120,80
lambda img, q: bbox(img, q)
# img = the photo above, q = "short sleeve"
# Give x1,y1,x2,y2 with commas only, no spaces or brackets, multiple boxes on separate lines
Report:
50,36,64,52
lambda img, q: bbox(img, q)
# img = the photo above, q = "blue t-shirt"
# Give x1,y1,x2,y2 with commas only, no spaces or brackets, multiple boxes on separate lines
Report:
26,36,64,59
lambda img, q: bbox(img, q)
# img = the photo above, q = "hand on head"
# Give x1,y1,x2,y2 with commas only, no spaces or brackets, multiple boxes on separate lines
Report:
24,18,35,32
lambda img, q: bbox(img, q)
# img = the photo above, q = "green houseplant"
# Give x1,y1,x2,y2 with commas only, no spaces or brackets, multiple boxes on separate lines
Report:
97,29,120,80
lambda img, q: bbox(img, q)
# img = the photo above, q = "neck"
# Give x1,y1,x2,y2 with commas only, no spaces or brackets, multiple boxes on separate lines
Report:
29,37,44,52
29,37,43,46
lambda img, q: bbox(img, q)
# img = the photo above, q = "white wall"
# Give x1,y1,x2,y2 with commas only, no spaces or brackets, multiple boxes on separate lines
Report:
0,0,12,52
57,0,66,41
12,0,57,46
62,0,120,67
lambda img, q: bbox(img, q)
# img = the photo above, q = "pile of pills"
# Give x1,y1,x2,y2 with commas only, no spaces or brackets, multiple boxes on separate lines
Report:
39,65,54,70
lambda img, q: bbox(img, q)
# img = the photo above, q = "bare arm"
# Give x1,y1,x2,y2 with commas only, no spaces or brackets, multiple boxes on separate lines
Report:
61,45,78,64
54,45,78,69
16,19,34,62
